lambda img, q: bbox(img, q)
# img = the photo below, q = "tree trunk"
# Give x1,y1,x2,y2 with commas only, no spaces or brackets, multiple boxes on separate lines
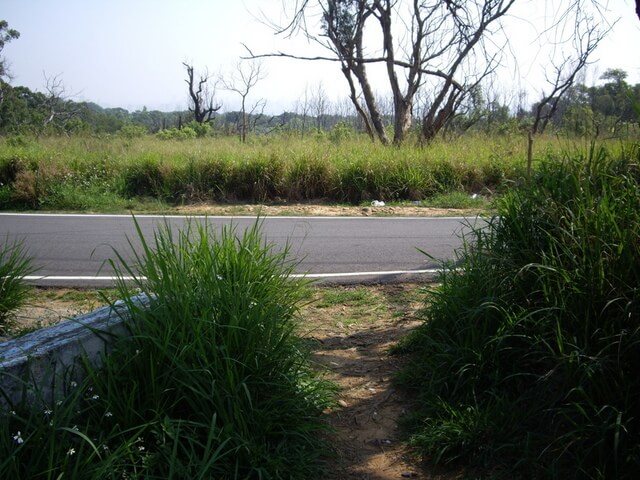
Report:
353,63,390,145
393,99,412,145
341,66,375,141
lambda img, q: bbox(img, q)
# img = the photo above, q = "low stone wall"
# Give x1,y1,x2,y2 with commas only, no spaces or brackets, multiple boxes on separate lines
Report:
0,295,150,407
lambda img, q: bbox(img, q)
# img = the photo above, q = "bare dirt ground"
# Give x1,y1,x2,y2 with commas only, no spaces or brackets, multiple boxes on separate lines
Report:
301,284,465,479
5,284,460,479
0,289,105,342
301,283,428,479
173,202,482,218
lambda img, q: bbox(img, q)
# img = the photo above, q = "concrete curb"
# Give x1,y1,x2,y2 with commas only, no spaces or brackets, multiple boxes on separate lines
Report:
0,294,150,407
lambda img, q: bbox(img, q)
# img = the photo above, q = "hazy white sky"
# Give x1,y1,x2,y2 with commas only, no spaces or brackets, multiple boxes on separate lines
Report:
2,0,639,113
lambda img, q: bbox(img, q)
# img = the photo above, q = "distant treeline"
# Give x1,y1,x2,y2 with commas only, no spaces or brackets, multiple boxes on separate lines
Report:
0,68,638,139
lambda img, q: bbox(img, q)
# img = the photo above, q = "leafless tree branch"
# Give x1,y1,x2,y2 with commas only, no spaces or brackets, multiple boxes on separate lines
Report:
183,62,221,124
221,60,266,142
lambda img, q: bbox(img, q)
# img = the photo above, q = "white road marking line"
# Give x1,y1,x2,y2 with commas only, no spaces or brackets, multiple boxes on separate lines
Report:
23,269,441,282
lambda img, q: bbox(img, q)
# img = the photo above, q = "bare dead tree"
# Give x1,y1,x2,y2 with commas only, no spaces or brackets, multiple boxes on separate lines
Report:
248,0,515,145
294,84,312,134
526,6,610,175
183,62,221,124
335,95,360,129
221,60,266,142
311,82,329,130
41,73,82,133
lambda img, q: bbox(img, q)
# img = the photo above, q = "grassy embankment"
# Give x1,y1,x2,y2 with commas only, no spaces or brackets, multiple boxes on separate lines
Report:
0,133,604,212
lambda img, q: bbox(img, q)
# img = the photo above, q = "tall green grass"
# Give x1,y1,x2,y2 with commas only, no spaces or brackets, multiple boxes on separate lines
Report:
0,239,35,329
0,133,545,210
1,219,334,478
396,144,640,478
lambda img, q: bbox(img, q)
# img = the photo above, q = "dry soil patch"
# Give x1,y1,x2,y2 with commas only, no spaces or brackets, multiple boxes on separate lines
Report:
173,202,481,218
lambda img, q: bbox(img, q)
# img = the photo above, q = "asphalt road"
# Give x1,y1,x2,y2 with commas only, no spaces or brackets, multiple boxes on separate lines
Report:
0,213,480,287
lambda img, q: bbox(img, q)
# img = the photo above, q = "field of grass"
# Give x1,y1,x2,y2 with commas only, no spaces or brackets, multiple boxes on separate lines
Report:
0,133,605,212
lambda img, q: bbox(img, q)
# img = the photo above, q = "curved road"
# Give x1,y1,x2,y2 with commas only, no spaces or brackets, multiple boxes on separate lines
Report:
0,213,479,286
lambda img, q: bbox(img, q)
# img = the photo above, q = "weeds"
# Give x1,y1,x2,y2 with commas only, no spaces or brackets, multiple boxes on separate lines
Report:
397,144,640,478
0,219,334,478
0,239,35,330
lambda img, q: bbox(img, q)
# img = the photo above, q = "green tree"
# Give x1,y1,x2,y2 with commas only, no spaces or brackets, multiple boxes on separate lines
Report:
0,20,20,108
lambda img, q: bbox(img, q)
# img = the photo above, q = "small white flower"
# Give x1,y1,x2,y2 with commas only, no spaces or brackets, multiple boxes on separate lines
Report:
9,410,16,416
138,445,145,452
104,411,113,418
56,400,63,406
13,431,24,444
43,409,52,416
70,381,78,388
91,395,100,401
67,447,76,456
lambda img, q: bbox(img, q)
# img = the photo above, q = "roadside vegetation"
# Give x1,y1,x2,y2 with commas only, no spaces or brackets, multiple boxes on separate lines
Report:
1,221,335,479
0,239,34,331
3,141,640,477
1,6,639,477
396,143,640,478
0,132,625,212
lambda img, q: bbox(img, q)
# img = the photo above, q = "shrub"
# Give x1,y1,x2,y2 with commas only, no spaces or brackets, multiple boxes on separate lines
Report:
328,121,354,144
0,156,25,187
4,135,33,148
397,145,640,478
9,169,46,208
0,219,333,478
118,124,147,139
185,120,211,138
156,127,197,141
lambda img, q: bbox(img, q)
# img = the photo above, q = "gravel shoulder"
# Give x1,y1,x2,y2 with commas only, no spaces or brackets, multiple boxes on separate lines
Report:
172,203,484,218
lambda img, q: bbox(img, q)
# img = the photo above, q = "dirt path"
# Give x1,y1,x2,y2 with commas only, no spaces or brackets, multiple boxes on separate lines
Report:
315,322,422,478
301,284,431,479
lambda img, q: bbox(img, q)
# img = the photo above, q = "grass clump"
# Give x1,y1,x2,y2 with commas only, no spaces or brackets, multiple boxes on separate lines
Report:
1,219,334,479
0,239,35,330
396,144,640,478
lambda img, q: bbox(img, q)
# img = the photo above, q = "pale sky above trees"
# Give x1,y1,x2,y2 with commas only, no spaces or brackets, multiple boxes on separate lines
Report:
2,0,639,113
